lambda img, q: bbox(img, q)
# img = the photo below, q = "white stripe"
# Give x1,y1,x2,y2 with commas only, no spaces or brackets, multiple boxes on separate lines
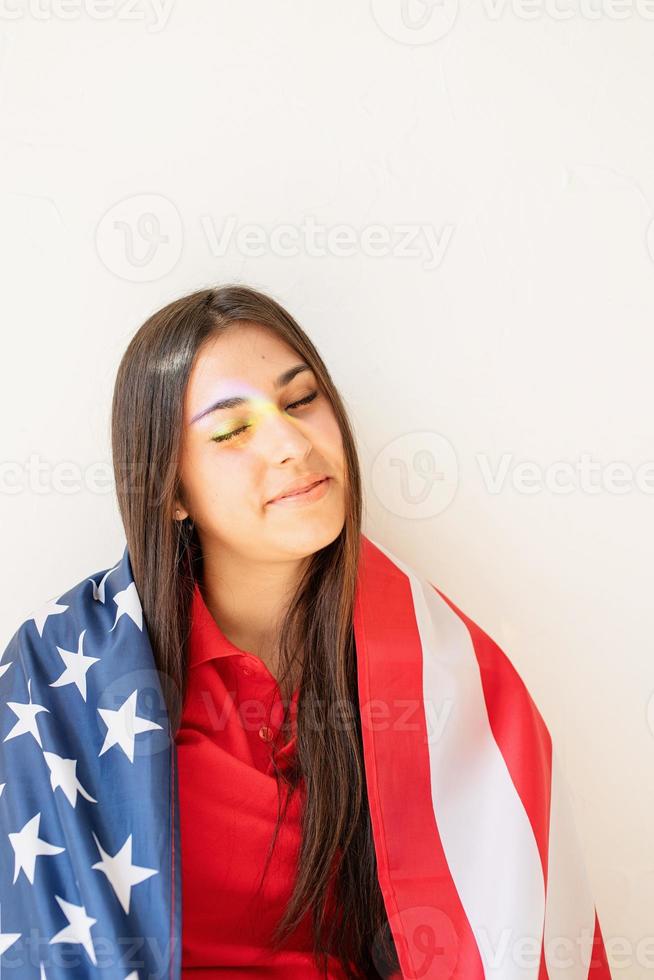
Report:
367,536,545,980
543,752,595,980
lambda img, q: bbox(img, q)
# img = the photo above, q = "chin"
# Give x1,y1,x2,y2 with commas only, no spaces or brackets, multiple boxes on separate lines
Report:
274,509,346,557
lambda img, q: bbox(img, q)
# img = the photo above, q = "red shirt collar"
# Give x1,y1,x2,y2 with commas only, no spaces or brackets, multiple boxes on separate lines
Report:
189,580,302,718
189,579,252,668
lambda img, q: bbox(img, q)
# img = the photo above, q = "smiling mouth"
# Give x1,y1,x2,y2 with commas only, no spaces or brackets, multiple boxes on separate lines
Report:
269,477,331,505
281,478,323,498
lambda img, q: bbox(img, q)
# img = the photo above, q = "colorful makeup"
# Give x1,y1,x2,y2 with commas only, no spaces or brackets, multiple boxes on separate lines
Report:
209,390,319,444
190,364,313,426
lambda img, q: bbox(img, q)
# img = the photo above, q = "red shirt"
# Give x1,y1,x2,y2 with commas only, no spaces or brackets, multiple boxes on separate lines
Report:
175,580,351,979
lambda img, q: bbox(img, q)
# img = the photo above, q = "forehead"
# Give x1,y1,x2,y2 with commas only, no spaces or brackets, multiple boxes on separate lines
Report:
194,321,294,375
184,323,305,420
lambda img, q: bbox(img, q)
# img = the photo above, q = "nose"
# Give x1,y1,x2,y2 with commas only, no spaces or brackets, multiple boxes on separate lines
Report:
251,397,312,457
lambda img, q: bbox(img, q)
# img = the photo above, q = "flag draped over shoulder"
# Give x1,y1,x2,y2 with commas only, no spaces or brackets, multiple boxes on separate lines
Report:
0,533,612,980
354,536,613,980
0,550,181,980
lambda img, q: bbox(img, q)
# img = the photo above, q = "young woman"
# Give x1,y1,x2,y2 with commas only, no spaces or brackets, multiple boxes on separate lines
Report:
110,285,394,978
0,285,612,980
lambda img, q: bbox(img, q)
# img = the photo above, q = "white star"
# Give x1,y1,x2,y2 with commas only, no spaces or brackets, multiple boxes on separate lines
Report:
49,630,100,702
40,963,47,979
43,751,97,808
89,562,120,604
110,583,142,632
124,973,139,980
30,597,69,638
9,812,65,885
0,784,4,798
4,678,50,748
49,895,97,966
0,652,12,682
97,690,162,763
0,903,21,958
91,832,158,914
0,927,20,957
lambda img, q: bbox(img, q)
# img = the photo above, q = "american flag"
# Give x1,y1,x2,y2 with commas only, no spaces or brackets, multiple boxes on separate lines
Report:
354,536,613,980
0,534,613,979
0,548,180,979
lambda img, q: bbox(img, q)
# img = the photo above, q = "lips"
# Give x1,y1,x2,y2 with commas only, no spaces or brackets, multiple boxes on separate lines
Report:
283,478,325,498
268,475,328,504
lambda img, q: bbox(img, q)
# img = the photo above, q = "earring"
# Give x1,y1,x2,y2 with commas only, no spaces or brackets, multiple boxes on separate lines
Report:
175,509,193,531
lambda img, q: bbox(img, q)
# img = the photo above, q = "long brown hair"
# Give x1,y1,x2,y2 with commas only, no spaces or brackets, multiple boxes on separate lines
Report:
111,284,399,979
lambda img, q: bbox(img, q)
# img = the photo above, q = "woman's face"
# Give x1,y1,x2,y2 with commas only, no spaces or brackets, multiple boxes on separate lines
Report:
175,322,347,563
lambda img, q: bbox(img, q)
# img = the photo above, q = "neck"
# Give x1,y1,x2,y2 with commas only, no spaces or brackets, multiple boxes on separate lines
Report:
197,541,308,682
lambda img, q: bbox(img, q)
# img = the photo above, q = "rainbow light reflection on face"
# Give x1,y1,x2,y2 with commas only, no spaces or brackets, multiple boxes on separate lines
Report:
208,392,317,444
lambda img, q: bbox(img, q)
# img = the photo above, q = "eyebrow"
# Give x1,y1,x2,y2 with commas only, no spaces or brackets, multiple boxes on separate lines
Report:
190,363,313,425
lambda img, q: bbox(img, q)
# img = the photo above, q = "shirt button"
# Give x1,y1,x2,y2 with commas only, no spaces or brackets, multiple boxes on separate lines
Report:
258,726,274,742
242,666,253,676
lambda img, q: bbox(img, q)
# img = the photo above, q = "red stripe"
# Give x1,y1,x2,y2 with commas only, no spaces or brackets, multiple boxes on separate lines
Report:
432,587,554,977
433,588,613,980
589,912,613,978
170,738,176,980
432,587,553,885
538,936,550,980
354,537,484,980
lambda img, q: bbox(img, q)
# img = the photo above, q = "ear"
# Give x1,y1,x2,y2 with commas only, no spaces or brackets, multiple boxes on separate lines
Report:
173,502,189,522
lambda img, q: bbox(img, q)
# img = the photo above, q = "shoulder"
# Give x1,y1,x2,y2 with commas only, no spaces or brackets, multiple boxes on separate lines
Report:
360,533,552,757
430,581,553,760
0,542,166,759
1,545,139,677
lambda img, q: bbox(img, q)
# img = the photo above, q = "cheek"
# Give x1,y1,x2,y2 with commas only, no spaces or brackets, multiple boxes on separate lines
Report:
179,450,238,519
320,413,346,468
199,451,264,523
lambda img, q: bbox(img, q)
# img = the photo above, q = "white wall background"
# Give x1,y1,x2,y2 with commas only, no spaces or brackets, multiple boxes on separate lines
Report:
1,1,652,973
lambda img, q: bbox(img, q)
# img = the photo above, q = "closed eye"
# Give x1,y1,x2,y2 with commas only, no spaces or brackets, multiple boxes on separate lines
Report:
286,390,319,412
211,390,319,443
